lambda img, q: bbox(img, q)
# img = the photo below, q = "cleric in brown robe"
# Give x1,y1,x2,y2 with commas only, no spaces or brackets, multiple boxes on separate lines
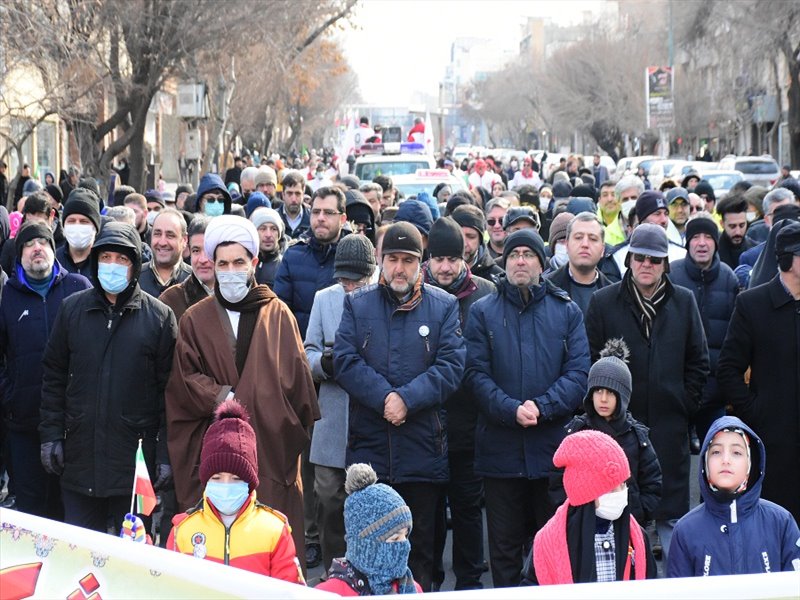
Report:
165,215,319,567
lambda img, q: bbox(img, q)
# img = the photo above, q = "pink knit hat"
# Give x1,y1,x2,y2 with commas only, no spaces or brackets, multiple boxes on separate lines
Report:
554,430,630,506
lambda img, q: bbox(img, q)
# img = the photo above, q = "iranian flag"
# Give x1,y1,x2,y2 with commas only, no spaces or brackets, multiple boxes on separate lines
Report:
132,440,157,516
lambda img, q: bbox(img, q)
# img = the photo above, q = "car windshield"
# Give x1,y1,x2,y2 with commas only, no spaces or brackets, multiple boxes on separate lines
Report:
355,161,430,180
396,181,465,199
735,160,778,174
704,173,742,191
638,159,656,174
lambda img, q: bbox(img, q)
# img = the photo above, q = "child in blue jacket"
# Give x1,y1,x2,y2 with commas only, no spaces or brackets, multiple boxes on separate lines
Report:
667,416,800,576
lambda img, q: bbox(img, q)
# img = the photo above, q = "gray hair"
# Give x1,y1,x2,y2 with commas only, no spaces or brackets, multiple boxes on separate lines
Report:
359,182,383,196
615,175,644,198
566,211,605,242
485,197,511,214
105,205,136,225
763,187,795,216
240,166,259,188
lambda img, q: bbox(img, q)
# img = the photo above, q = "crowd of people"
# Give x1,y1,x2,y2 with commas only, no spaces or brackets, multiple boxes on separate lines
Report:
0,143,799,594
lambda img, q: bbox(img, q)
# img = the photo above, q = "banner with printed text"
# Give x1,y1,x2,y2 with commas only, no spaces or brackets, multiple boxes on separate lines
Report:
646,66,675,129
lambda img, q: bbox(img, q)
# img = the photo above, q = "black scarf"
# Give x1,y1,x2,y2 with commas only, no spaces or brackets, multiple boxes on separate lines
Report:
624,270,667,340
566,504,634,583
214,281,274,375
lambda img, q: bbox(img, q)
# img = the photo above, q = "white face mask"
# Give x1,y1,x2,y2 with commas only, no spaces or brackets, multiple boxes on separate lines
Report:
63,223,96,250
595,487,628,521
216,269,251,303
745,212,757,223
554,242,568,259
146,210,159,226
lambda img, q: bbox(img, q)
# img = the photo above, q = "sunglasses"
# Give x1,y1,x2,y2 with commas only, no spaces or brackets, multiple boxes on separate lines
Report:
632,253,664,265
487,218,503,226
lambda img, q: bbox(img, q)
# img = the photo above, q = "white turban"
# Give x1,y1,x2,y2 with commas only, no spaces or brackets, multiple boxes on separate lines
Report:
204,215,259,260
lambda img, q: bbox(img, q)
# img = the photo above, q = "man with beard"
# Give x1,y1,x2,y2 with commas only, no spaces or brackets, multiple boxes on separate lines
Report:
667,187,692,243
451,204,504,284
334,222,466,591
165,215,319,569
423,217,495,590
278,171,310,239
716,195,756,270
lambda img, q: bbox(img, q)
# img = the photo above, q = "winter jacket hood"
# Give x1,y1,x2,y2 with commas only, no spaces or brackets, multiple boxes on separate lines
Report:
90,222,142,304
196,173,232,215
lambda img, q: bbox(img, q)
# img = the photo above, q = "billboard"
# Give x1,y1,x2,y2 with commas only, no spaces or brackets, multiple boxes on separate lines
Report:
646,66,675,129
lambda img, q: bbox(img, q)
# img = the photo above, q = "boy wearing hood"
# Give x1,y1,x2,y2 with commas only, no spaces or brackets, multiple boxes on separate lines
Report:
560,339,662,525
667,416,800,576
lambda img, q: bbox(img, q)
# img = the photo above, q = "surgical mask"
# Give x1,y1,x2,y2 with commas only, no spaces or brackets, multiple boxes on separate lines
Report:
97,262,130,294
745,212,757,223
595,487,628,521
552,242,568,268
63,223,96,250
205,201,225,217
510,160,519,170
216,269,251,303
315,171,324,180
205,480,250,515
146,210,159,226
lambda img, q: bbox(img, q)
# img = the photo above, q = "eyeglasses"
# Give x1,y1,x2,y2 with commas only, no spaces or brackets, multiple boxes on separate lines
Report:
631,253,664,265
311,208,342,217
487,218,503,226
507,250,537,261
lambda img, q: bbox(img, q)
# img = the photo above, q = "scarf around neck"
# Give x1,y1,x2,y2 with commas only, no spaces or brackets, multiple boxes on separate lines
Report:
214,281,274,375
624,270,667,340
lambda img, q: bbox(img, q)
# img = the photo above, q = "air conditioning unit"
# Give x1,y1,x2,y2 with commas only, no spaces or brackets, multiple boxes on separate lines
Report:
177,83,207,119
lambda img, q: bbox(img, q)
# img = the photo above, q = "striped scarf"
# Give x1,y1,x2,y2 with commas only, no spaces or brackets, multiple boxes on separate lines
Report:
625,270,667,340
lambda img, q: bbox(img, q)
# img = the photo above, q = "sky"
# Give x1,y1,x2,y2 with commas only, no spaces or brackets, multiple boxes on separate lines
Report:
340,0,609,106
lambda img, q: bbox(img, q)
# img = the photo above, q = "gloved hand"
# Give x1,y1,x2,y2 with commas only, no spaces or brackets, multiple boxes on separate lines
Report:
153,463,173,491
40,440,64,476
320,347,334,378
120,513,148,543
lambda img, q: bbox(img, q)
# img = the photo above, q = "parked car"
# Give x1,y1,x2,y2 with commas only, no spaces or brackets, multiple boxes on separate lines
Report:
701,170,745,200
717,155,781,188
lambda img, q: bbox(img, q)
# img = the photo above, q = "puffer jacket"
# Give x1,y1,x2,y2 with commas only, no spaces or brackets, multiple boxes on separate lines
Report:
0,263,92,432
669,254,738,408
465,278,590,479
39,223,177,497
273,232,343,338
333,280,466,483
667,416,800,576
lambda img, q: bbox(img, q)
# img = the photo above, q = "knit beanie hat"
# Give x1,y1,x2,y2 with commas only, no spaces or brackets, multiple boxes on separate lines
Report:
503,228,546,268
382,221,423,258
343,464,415,595
15,221,56,263
548,212,573,247
570,184,597,202
635,190,668,223
565,197,596,216
45,184,63,205
62,188,101,233
254,166,277,187
428,216,464,259
694,180,716,202
199,399,259,492
451,204,486,236
249,207,284,237
334,234,376,280
552,180,573,199
585,339,632,417
685,216,720,250
244,191,271,218
554,430,630,506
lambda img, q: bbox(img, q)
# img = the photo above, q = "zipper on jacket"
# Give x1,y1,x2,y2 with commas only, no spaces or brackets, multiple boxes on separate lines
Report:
224,526,231,565
362,330,371,350
488,330,494,351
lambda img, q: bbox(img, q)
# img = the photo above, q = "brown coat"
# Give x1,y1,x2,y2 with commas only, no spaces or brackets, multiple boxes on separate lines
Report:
165,290,319,561
158,272,209,323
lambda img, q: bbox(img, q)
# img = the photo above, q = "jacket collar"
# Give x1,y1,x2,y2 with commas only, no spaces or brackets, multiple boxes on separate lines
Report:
683,254,720,283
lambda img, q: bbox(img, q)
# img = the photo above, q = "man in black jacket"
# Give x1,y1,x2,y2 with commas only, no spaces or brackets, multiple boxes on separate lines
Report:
716,194,756,270
39,222,177,533
585,224,709,564
544,211,611,316
423,217,495,590
717,221,800,523
451,204,504,284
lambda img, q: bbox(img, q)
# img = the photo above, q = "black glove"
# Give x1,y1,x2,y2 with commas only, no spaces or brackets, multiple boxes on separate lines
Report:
40,440,64,476
321,346,334,378
153,463,173,491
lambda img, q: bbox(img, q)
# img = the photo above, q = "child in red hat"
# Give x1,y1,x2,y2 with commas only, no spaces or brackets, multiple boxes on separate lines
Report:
167,399,304,584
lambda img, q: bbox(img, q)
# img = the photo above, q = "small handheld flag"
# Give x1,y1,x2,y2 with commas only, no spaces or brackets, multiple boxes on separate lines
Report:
130,439,157,517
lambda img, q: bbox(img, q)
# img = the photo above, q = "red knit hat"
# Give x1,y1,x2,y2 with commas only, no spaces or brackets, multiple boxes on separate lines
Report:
199,399,259,492
554,430,630,506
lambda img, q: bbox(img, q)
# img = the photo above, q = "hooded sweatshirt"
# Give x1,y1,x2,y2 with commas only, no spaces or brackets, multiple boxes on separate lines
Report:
667,416,800,577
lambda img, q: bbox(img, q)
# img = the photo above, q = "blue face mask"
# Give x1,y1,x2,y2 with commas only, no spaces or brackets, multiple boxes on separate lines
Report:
205,200,225,217
205,480,250,515
97,262,130,294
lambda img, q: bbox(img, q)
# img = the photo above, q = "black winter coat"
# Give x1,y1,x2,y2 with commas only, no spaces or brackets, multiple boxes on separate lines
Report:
717,275,800,522
669,255,738,409
39,285,177,497
0,265,92,432
585,277,709,519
